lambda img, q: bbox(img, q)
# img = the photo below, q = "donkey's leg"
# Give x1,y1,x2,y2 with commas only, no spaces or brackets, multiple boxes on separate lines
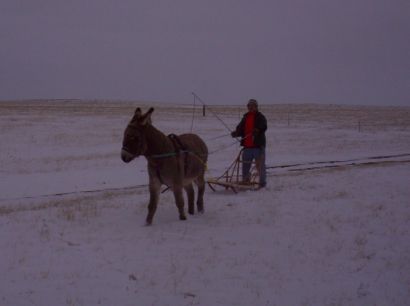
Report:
196,175,206,214
184,183,195,215
173,186,187,221
146,179,161,225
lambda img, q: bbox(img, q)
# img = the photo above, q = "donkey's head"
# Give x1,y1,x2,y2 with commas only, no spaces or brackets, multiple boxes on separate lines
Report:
121,107,154,163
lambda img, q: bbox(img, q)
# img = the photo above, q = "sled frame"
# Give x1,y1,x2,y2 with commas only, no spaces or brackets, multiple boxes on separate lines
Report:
207,148,259,193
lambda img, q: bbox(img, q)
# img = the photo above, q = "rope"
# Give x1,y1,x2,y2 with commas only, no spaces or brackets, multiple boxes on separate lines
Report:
191,92,239,142
205,133,232,141
207,133,253,155
208,139,239,155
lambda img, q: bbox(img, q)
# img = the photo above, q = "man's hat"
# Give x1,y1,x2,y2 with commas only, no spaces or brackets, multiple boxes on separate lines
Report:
247,99,258,107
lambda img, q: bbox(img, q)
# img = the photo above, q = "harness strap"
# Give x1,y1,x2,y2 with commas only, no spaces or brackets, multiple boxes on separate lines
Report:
150,134,188,186
168,134,188,175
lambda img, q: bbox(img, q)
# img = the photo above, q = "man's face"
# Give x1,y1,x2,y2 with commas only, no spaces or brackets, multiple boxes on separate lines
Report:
247,103,257,112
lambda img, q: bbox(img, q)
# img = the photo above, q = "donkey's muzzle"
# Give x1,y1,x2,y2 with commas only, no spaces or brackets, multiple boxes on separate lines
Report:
121,148,135,163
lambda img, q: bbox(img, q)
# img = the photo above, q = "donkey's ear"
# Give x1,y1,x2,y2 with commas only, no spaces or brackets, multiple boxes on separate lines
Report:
130,107,142,123
140,107,154,126
134,108,142,118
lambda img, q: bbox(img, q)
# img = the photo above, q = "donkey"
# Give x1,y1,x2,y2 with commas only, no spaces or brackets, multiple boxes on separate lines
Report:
121,107,208,225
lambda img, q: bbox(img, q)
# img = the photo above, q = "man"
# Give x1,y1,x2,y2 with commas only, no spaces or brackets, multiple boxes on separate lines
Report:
231,99,267,188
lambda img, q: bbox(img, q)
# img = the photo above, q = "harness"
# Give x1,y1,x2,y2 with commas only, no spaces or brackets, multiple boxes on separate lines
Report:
168,134,189,175
148,134,189,185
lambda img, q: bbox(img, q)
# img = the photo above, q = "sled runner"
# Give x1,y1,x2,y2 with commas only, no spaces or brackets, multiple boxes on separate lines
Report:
207,148,260,193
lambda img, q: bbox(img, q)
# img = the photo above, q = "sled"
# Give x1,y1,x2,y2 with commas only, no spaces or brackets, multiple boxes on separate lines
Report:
207,148,260,193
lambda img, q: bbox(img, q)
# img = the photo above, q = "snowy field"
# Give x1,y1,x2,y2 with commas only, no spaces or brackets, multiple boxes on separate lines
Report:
1,100,409,306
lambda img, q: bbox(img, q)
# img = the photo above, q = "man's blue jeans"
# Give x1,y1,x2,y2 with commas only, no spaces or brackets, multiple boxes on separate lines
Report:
242,147,266,187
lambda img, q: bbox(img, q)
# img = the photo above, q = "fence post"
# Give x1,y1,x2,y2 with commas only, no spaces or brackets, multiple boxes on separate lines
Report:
203,105,206,117
287,112,290,127
358,120,361,132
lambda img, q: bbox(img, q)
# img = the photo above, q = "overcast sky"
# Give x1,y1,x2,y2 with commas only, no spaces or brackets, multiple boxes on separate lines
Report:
0,0,409,105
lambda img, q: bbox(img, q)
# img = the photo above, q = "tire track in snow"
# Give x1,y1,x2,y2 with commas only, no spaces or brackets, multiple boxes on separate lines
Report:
1,153,409,203
267,153,410,173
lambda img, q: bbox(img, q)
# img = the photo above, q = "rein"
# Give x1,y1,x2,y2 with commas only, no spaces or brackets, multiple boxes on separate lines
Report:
148,149,207,164
148,151,188,159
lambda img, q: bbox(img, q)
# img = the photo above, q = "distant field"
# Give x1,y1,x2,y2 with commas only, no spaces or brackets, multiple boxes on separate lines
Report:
1,99,409,131
1,99,409,305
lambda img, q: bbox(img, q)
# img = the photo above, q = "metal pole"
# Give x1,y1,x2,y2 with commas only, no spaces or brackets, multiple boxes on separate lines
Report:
190,94,196,132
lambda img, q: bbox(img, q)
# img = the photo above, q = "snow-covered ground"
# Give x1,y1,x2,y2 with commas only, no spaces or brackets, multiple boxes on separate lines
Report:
1,100,409,305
